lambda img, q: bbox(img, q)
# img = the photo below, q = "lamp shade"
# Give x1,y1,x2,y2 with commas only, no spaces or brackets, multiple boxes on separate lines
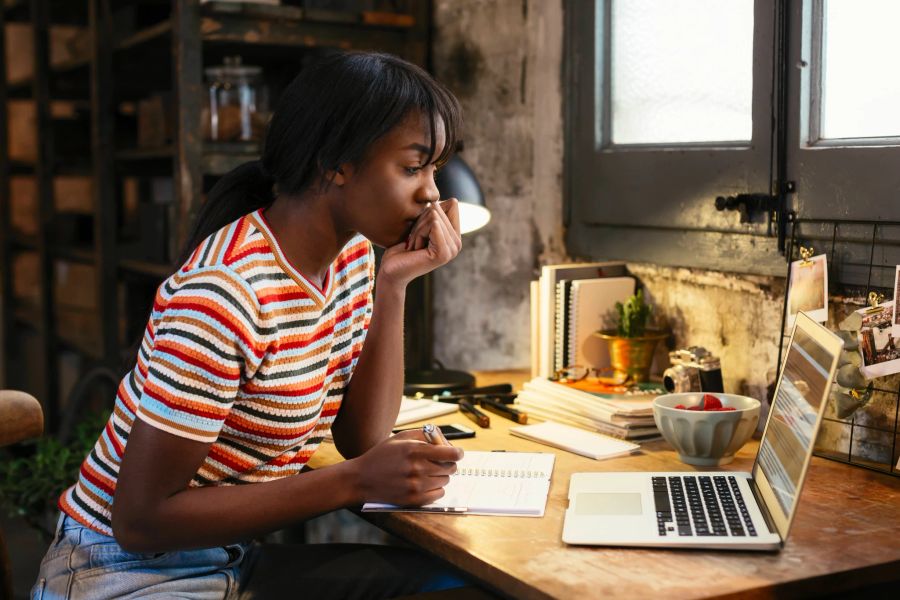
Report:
436,155,490,234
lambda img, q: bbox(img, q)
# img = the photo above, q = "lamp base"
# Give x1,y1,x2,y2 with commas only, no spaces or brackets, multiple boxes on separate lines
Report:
403,369,476,397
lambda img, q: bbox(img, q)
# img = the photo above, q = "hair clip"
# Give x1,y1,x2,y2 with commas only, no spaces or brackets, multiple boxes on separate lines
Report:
864,291,885,314
798,245,815,267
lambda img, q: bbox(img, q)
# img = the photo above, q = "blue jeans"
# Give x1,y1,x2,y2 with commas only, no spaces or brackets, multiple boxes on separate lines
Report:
32,514,244,599
32,514,469,599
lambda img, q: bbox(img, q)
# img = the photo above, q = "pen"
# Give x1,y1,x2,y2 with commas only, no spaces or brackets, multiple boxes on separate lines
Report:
409,383,512,399
464,383,513,395
422,423,452,446
434,392,518,404
478,397,528,424
458,399,490,428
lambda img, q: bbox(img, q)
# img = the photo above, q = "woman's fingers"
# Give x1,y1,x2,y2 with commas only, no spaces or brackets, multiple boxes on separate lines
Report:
437,199,461,238
433,201,462,254
407,202,433,251
407,203,460,258
412,214,430,251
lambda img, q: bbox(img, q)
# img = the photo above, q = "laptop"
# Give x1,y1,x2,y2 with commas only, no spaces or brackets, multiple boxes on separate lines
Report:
562,312,843,550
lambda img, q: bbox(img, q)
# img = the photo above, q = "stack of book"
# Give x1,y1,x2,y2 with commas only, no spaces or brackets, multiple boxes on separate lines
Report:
516,377,663,441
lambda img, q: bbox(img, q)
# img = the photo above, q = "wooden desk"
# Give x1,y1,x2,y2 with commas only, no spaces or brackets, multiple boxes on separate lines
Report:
309,376,900,599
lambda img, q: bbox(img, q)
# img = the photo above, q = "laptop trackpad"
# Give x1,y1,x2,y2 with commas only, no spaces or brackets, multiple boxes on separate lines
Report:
575,492,642,515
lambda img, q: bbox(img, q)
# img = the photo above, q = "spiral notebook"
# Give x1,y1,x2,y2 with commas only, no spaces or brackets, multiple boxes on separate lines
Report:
560,277,635,372
362,451,555,517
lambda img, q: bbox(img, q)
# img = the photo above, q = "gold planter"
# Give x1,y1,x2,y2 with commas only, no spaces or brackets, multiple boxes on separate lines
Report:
594,330,668,383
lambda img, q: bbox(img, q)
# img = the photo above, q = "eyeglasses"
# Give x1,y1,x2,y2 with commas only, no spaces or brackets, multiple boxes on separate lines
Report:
551,365,626,384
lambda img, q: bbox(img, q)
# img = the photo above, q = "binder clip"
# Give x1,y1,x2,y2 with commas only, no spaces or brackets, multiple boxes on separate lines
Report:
798,246,815,267
864,291,885,315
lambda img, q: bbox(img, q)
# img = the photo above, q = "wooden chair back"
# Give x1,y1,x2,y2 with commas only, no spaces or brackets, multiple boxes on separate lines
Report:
0,390,44,600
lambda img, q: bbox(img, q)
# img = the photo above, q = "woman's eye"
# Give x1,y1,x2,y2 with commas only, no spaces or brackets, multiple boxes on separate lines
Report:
404,166,421,175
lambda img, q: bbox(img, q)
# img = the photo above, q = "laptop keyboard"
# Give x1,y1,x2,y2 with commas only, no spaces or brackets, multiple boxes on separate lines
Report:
653,476,758,537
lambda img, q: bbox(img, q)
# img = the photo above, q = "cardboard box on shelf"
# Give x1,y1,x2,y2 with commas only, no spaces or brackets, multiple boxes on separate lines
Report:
8,100,37,163
7,100,80,163
54,262,98,311
12,252,41,306
5,23,90,85
10,177,39,236
55,305,101,358
137,93,174,148
54,176,94,213
10,176,95,236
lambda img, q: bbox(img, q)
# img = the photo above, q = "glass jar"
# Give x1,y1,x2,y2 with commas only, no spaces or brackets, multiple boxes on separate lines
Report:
204,56,269,142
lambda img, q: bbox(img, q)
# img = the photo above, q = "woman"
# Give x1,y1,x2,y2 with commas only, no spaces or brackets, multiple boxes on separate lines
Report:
33,51,469,599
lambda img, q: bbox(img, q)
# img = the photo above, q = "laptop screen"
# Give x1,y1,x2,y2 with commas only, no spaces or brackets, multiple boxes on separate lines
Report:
755,321,838,518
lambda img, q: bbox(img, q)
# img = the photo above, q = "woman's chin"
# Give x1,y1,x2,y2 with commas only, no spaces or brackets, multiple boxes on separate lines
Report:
364,234,402,249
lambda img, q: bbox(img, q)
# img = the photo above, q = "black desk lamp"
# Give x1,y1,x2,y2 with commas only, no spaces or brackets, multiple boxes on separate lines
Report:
403,154,490,396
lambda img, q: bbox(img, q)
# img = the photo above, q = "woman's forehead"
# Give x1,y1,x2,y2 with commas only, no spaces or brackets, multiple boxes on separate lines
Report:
390,111,447,156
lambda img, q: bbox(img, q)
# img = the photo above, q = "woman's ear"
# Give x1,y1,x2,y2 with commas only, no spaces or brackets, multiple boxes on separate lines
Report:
329,164,353,186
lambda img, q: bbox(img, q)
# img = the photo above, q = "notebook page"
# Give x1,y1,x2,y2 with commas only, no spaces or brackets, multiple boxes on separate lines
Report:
362,451,555,517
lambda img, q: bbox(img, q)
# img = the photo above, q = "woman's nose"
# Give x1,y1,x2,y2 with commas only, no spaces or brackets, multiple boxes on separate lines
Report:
422,172,441,203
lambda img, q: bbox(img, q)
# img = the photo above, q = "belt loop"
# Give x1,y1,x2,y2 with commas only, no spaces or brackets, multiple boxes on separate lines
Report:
52,512,67,546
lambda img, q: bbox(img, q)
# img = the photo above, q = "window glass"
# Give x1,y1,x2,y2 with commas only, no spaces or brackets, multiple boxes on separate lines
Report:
609,0,754,144
821,0,900,139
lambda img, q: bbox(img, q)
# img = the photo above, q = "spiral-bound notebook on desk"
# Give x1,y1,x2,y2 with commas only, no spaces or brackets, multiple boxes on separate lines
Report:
362,451,555,517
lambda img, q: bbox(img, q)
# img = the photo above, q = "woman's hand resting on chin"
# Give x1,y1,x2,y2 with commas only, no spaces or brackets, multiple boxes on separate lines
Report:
378,199,462,288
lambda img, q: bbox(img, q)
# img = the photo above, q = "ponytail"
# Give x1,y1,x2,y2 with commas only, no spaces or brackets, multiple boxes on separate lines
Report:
175,160,276,268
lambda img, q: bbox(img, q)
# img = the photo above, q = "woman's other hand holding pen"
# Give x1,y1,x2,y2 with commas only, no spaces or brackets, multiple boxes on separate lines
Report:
349,429,463,507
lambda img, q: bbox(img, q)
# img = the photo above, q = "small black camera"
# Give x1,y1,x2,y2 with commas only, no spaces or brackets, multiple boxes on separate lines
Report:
662,347,724,394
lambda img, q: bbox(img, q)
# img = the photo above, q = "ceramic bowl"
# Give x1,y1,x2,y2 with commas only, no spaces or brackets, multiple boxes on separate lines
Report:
652,393,761,466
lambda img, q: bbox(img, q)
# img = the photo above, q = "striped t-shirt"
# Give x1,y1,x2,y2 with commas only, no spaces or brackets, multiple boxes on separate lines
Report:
60,209,375,535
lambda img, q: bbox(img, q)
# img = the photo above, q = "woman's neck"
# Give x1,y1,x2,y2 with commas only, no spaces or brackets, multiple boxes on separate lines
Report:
262,193,353,288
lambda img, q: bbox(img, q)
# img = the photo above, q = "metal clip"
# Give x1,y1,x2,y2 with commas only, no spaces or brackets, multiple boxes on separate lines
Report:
798,246,815,267
864,291,885,314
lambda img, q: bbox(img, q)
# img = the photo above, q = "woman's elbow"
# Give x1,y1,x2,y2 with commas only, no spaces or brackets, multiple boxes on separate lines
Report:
111,503,155,552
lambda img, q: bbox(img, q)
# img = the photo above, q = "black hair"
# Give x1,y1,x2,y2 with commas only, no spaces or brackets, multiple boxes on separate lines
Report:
177,51,463,267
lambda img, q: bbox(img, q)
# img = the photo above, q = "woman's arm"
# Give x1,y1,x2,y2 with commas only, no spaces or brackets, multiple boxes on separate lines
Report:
112,418,461,553
331,200,461,458
329,278,405,458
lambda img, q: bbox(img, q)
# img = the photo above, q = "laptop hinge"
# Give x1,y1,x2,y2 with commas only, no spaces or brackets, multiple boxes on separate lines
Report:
749,478,779,536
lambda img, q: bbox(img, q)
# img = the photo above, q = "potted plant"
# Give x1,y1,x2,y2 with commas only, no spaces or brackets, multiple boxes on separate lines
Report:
0,411,108,539
594,289,667,383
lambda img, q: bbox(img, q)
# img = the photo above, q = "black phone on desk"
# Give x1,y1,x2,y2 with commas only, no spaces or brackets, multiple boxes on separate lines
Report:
392,423,476,439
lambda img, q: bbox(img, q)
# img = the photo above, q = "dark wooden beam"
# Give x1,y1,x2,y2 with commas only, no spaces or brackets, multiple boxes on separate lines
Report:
91,0,118,368
172,0,203,259
31,0,59,426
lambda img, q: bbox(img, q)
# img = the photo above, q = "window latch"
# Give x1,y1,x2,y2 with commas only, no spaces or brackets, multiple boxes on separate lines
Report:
714,193,779,224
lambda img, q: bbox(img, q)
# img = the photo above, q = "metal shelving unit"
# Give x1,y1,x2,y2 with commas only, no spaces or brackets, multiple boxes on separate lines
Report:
1,0,431,430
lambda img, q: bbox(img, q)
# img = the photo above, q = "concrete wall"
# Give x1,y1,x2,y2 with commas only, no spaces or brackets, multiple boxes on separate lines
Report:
626,264,785,402
431,0,568,370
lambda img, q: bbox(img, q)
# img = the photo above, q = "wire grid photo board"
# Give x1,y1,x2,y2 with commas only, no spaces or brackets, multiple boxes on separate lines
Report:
778,217,900,478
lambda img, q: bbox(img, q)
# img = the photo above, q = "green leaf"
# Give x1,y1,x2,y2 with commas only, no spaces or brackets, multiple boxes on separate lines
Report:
614,289,652,338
